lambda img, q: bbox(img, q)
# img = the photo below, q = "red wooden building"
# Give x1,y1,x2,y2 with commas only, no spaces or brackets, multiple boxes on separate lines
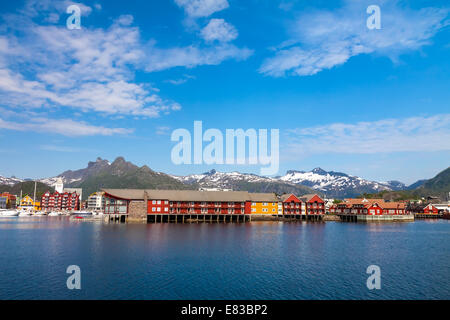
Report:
300,194,325,215
330,198,407,215
103,189,253,216
280,194,302,215
423,204,439,214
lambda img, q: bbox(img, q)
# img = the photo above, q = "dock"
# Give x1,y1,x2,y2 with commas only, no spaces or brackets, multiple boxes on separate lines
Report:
338,214,415,222
104,214,325,224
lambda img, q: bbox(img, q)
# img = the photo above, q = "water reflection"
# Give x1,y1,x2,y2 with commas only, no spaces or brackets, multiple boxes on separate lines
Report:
0,218,448,300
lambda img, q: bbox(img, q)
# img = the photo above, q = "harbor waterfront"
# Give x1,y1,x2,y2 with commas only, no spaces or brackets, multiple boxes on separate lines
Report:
0,217,448,300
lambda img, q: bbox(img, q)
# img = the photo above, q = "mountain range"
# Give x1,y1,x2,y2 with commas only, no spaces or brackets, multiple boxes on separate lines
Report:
1,156,447,200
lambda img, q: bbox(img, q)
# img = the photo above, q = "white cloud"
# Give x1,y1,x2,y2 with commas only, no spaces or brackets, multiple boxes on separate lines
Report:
284,114,450,158
22,0,93,18
156,126,171,135
145,43,252,72
175,0,229,18
0,0,251,124
164,74,196,85
0,14,181,118
260,0,449,77
115,14,134,26
201,18,238,42
0,118,132,137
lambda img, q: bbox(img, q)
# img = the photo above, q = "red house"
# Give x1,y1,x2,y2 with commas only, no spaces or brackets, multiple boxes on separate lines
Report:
280,194,302,215
330,198,407,216
300,194,325,215
423,204,439,214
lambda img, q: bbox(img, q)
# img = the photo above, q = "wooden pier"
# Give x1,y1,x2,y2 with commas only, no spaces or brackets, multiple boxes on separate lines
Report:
414,213,443,219
105,214,325,224
338,214,415,222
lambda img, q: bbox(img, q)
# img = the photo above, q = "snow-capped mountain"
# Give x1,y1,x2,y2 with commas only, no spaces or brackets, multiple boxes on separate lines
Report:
172,167,407,198
0,175,24,186
172,169,277,187
1,157,410,199
279,168,407,198
171,169,316,195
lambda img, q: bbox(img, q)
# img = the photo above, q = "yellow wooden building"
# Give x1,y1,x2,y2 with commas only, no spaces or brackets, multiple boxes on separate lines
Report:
19,195,41,211
249,193,282,215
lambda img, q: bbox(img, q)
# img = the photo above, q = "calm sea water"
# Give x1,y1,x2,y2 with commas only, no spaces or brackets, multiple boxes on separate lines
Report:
0,217,448,300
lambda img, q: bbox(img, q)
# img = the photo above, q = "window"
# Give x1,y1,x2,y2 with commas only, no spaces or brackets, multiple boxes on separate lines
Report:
252,202,256,206
157,207,161,212
152,200,156,204
272,208,276,212
152,207,156,212
164,208,168,212
157,200,161,205
251,208,256,212
263,202,268,206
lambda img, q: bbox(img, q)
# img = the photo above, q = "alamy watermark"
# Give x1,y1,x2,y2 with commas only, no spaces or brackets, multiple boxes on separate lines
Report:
367,5,381,30
366,265,381,290
66,265,81,290
66,5,81,30
171,121,279,176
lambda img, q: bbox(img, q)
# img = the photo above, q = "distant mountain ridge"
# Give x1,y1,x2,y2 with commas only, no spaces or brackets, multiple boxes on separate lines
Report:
1,157,448,200
170,169,317,196
0,175,24,186
43,157,194,200
278,167,407,198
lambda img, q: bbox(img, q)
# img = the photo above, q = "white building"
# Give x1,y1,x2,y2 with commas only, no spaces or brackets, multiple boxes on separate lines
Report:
87,192,106,212
55,177,64,193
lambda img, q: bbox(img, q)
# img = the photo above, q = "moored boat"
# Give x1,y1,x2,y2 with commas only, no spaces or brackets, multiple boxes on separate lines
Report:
18,210,32,216
72,210,93,217
1,210,20,217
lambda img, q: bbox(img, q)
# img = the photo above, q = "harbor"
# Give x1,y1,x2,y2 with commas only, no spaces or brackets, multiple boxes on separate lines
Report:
1,180,448,224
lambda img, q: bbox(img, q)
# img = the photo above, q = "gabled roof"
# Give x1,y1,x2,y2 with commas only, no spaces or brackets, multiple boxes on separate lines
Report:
299,194,324,202
248,193,279,202
280,193,300,202
103,189,251,202
334,198,405,209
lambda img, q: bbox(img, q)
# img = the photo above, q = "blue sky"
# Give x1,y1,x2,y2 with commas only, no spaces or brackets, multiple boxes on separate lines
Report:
0,0,449,184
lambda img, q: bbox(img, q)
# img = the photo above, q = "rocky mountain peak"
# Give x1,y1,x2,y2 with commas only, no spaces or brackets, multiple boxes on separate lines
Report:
312,167,328,175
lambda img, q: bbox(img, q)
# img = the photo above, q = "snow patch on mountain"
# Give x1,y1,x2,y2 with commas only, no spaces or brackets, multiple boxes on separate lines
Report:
0,175,24,186
279,167,406,197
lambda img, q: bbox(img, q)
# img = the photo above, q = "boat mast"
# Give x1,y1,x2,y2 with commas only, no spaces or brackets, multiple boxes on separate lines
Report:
33,181,37,208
